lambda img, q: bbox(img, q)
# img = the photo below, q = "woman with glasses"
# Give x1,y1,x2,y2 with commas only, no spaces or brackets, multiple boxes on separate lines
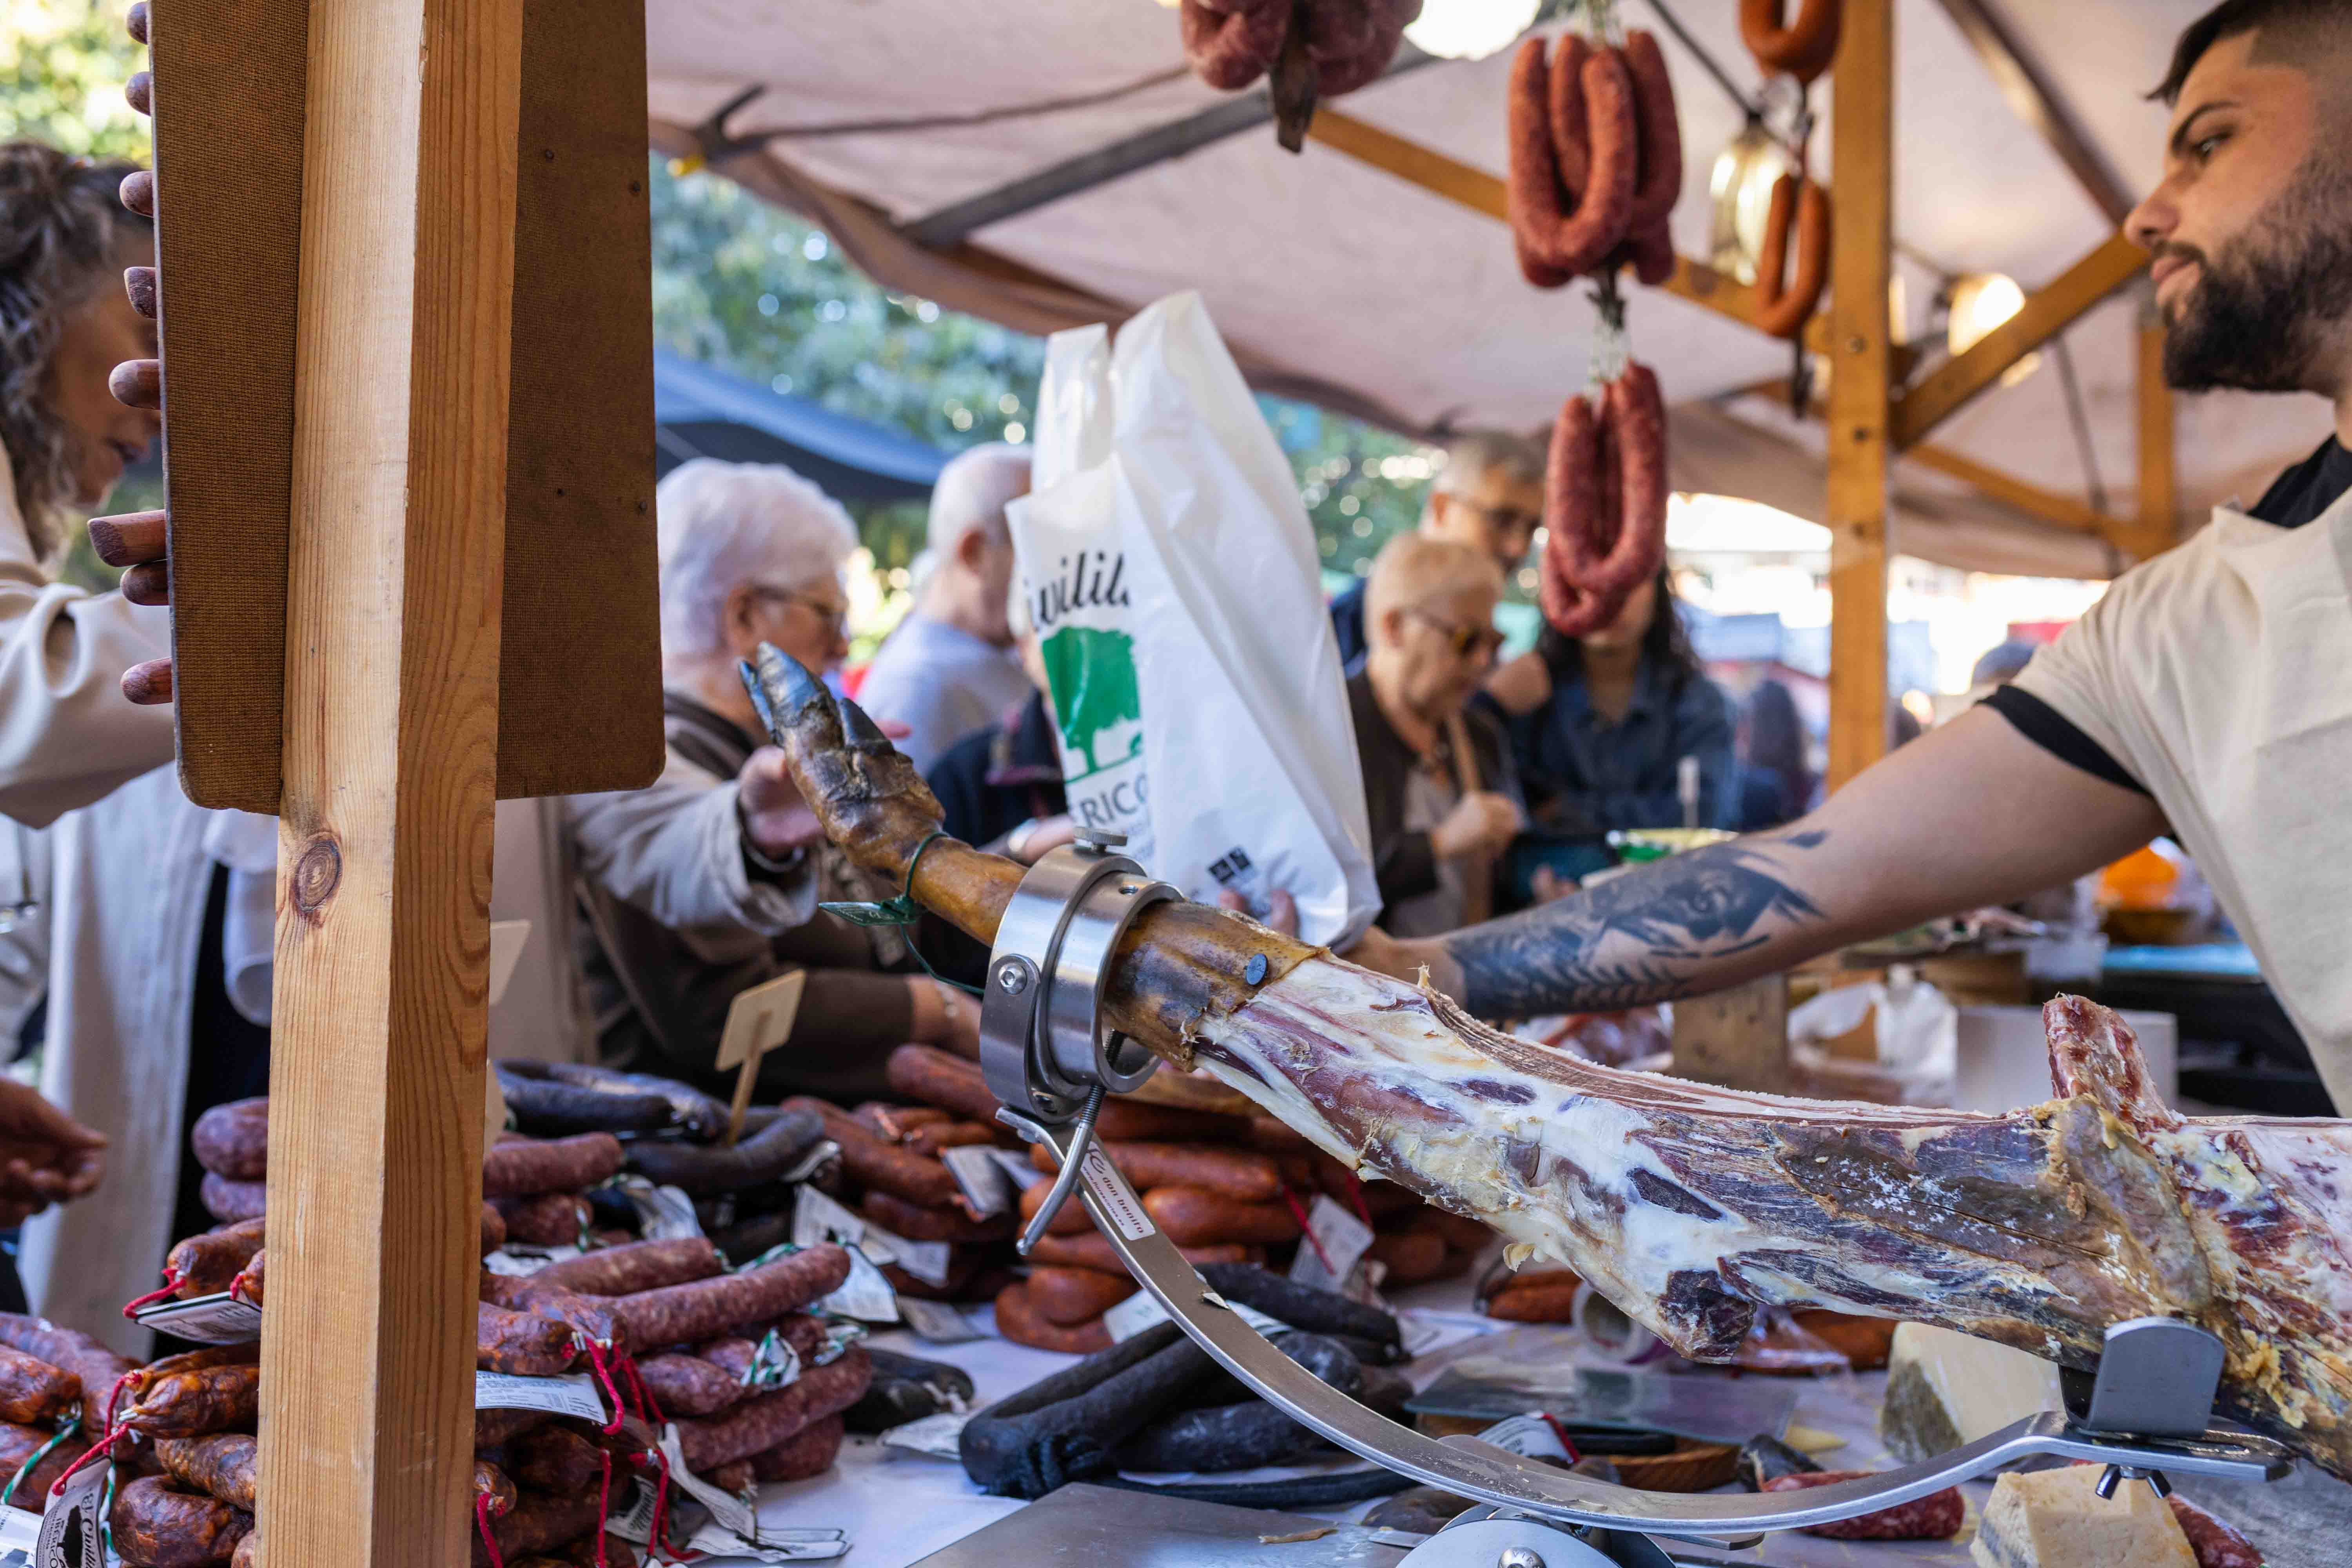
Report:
1487,564,1737,835
1347,535,1526,935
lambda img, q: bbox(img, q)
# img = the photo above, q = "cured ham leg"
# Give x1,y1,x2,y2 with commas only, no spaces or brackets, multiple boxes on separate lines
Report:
744,647,2352,1479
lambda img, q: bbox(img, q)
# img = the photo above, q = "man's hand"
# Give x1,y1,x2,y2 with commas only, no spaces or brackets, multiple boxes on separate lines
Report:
0,1083,106,1218
1430,791,1523,861
1005,815,1077,864
1216,887,1299,937
1340,923,1459,991
737,748,825,862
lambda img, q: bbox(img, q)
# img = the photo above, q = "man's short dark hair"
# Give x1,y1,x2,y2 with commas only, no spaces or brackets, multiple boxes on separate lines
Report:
2154,0,2352,105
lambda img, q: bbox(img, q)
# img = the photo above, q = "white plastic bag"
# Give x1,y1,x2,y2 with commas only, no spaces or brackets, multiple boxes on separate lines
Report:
1006,293,1378,946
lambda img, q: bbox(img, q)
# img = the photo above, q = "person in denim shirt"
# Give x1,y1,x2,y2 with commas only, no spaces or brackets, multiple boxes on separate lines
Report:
1489,566,1736,833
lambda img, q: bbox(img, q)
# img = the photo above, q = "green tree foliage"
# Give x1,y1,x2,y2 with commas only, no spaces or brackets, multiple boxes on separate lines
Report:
1,2,148,161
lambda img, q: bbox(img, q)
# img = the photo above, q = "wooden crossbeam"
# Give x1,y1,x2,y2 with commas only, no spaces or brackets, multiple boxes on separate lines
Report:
1902,443,2109,533
1889,232,2147,450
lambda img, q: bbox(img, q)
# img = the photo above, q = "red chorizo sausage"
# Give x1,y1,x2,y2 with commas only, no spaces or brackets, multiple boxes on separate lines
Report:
747,1413,844,1483
1025,1232,1256,1273
1027,1266,1138,1327
1365,1227,1448,1285
1422,1208,1493,1254
121,1362,261,1439
229,1535,257,1568
1539,393,1612,636
154,1434,258,1509
1029,1140,1283,1203
475,1407,552,1448
0,1314,136,1424
991,1282,1112,1354
1617,216,1678,287
902,1120,1000,1160
190,1100,269,1181
109,1476,251,1568
2167,1496,2263,1568
0,1418,90,1499
477,1303,578,1376
701,1313,838,1379
1017,1178,1094,1237
1506,38,1575,288
1530,38,1637,278
475,1459,519,1519
1483,1280,1581,1323
481,1134,623,1199
1142,1187,1302,1248
200,1174,266,1225
512,1423,611,1494
0,1343,78,1423
672,1349,871,1472
1097,1100,1249,1143
793,1098,963,1209
1620,31,1683,229
857,1189,1016,1244
857,1103,949,1140
1762,1470,1964,1539
494,1191,588,1248
1309,0,1414,97
168,1219,267,1300
631,1352,745,1418
1740,0,1841,85
1180,0,1288,91
479,1275,629,1352
1753,173,1829,339
609,1247,851,1349
526,1237,722,1296
1598,361,1669,595
882,1045,1000,1124
475,1489,606,1567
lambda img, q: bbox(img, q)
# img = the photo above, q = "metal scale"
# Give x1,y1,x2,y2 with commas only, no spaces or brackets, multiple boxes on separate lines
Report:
973,833,2294,1568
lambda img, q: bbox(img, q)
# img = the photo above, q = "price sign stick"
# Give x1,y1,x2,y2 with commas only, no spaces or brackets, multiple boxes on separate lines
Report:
717,970,806,1146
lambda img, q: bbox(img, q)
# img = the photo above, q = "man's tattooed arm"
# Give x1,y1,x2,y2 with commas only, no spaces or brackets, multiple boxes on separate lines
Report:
1442,829,1834,1019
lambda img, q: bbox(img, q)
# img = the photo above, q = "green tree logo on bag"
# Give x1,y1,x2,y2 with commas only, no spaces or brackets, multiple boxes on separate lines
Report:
1040,626,1142,781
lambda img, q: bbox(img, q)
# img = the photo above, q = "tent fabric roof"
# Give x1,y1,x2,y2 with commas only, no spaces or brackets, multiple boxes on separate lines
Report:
651,347,948,500
645,0,2334,573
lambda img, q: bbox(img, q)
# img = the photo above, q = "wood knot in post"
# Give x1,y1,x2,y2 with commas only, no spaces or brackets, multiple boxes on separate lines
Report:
291,835,342,918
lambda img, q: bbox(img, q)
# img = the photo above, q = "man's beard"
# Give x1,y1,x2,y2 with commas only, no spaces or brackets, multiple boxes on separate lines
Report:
2163,152,2352,392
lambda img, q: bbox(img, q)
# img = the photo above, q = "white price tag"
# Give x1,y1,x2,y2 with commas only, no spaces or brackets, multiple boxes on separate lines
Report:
660,1426,759,1539
606,1478,659,1545
1396,1308,1497,1359
793,1186,865,1251
484,1243,584,1278
35,1461,103,1568
1476,1413,1574,1463
0,1504,40,1562
474,1371,608,1419
941,1145,1013,1216
686,1521,851,1562
131,1292,263,1346
877,1411,969,1461
990,1149,1049,1191
608,1175,703,1242
869,1228,951,1289
812,1247,900,1323
1102,1290,1287,1343
1286,1194,1374,1296
1077,1145,1152,1239
895,1298,982,1345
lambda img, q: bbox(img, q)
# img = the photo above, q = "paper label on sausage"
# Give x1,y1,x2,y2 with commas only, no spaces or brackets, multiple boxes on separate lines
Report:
606,1479,658,1544
0,1506,38,1558
687,1521,851,1562
792,1186,866,1252
740,1328,802,1392
941,1145,1014,1216
607,1175,703,1243
659,1426,760,1540
34,1461,104,1568
474,1370,608,1419
896,1298,982,1345
858,1221,951,1289
483,1243,585,1278
1102,1290,1287,1343
812,1247,901,1324
1285,1194,1375,1297
131,1291,263,1345
991,1149,1049,1191
1078,1145,1152,1239
877,1410,970,1461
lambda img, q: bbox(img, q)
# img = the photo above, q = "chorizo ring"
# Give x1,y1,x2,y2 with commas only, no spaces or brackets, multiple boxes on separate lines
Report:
1140,1187,1301,1248
167,1218,267,1299
1539,393,1616,637
108,1476,251,1568
990,1282,1112,1355
1507,36,1637,283
0,1343,80,1423
155,1434,258,1510
524,1236,722,1296
1028,1138,1284,1203
1753,172,1830,339
1740,0,1841,85
608,1246,851,1349
1027,1266,1139,1327
882,1044,1000,1123
1180,0,1289,91
747,1413,844,1482
1620,30,1683,230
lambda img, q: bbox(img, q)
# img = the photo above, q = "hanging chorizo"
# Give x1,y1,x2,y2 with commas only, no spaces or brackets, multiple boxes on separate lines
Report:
1752,172,1830,339
1541,363,1668,636
1510,35,1637,281
1740,0,1841,85
1180,0,1289,91
1619,30,1682,229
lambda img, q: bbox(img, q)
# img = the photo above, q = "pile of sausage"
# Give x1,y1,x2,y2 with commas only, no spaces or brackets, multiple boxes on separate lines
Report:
1536,358,1670,637
1505,29,1681,290
1178,0,1419,99
0,1314,138,1508
1000,1092,1485,1354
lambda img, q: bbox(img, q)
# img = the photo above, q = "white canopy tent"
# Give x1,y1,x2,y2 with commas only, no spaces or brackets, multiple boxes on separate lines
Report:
639,0,2333,580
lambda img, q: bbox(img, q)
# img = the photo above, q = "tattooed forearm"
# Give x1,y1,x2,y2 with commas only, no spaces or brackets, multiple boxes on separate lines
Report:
1443,831,1831,1019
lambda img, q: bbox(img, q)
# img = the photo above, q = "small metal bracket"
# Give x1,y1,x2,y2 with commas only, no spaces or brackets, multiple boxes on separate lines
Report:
2062,1316,2229,1501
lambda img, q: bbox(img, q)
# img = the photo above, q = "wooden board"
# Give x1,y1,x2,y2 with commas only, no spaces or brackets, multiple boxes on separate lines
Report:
152,0,661,812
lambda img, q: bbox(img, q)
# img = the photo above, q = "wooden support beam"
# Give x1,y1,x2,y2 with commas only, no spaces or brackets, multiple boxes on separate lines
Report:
1902,443,2109,533
1931,0,2134,223
258,0,521,1563
1826,0,1894,792
2131,307,2179,562
1889,233,2146,450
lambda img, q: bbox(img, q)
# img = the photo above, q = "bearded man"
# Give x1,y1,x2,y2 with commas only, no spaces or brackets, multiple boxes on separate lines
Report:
1346,0,2352,1113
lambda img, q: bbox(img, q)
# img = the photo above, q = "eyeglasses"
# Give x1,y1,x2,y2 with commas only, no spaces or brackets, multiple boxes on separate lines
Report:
1451,498,1543,540
755,586,850,637
1409,608,1505,660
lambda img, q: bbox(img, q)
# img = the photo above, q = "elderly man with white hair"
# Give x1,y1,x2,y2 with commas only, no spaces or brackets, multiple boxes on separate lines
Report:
856,442,1032,772
564,459,977,1104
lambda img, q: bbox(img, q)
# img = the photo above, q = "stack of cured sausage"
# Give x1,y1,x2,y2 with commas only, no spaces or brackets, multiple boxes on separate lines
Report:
1178,0,1419,99
0,1314,135,1510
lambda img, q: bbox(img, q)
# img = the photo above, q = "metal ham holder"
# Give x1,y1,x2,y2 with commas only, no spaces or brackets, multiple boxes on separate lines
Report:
980,832,2293,1567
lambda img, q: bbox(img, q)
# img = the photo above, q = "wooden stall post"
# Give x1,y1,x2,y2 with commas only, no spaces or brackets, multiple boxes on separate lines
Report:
2132,305,2179,562
255,0,523,1561
1824,0,1895,791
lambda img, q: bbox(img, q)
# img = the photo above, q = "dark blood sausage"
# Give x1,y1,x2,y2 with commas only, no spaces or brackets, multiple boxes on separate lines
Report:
0,1314,141,1425
748,1413,844,1482
1739,0,1841,84
1196,1264,1402,1352
858,1189,1014,1244
1027,1231,1255,1273
609,1247,851,1350
474,1489,606,1568
991,1282,1112,1355
493,1191,588,1248
1753,173,1831,339
672,1349,871,1472
525,1236,722,1296
0,1418,90,1499
481,1133,623,1200
479,1274,629,1352
2168,1495,2263,1568
1029,1139,1283,1203
1141,1187,1301,1248
793,1097,963,1210
882,1045,1001,1125
1016,1179,1093,1237
109,1476,251,1568
477,1303,578,1376
200,1173,266,1225
631,1352,744,1419
495,1060,672,1136
1117,1399,1321,1473
191,1099,270,1181
708,1210,795,1267
958,1323,1214,1498
1762,1470,1964,1539
512,1423,610,1494
1619,30,1683,229
155,1434,259,1509
625,1101,824,1197
1027,1267,1138,1327
543,1063,727,1142
0,1342,79,1423
1178,0,1287,91
120,1362,261,1439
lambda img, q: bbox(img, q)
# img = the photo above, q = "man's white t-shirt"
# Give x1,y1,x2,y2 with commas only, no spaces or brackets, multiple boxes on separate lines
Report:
2007,493,2352,1108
